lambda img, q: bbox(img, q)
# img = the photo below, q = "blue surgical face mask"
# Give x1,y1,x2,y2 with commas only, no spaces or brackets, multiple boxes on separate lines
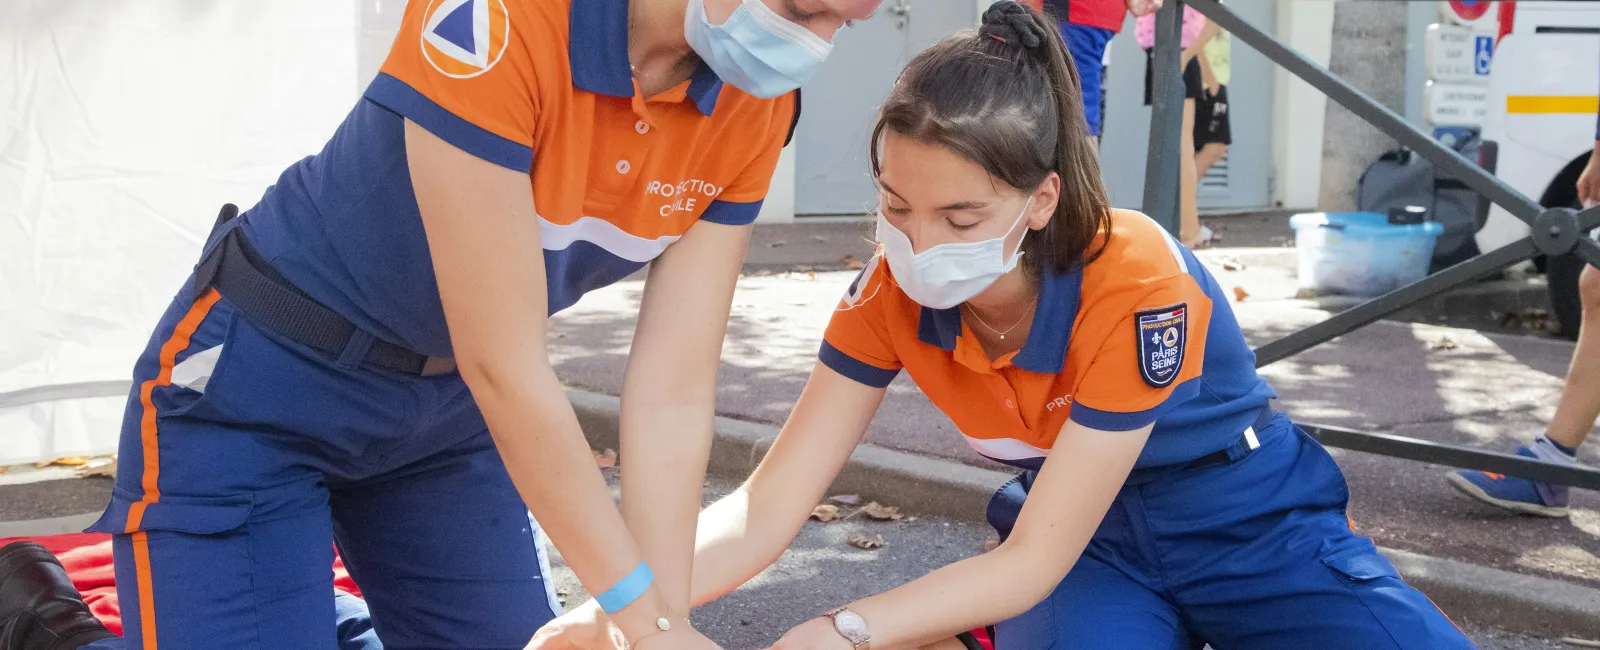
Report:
684,0,834,98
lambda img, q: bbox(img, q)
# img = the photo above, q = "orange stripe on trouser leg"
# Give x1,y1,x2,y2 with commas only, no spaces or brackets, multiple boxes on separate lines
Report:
126,288,222,648
132,531,159,648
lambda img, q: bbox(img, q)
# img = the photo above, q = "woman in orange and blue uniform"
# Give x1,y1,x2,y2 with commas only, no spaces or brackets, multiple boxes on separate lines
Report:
536,4,1477,649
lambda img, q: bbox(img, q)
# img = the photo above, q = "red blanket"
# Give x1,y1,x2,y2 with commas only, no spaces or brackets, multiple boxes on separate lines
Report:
0,533,363,637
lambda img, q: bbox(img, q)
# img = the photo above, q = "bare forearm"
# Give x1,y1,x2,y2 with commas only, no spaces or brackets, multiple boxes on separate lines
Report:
471,358,669,636
617,221,749,617
848,422,1148,649
688,489,809,606
851,546,1067,649
619,395,717,614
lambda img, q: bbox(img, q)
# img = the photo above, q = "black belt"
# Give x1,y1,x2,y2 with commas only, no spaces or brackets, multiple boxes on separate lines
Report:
192,204,457,377
1187,407,1277,470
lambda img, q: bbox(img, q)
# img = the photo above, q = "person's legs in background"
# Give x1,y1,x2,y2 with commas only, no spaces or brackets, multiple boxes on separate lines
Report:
1449,262,1600,517
1177,55,1203,246
1195,143,1227,179
1058,22,1115,150
1179,97,1199,245
1547,263,1600,457
1193,86,1230,179
1144,51,1206,245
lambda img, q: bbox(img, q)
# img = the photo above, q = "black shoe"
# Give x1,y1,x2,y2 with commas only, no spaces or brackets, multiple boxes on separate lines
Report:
0,542,115,650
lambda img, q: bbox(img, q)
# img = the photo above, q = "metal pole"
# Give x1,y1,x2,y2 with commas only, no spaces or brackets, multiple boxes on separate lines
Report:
1304,424,1600,490
1254,237,1539,367
1142,0,1185,236
1254,208,1600,367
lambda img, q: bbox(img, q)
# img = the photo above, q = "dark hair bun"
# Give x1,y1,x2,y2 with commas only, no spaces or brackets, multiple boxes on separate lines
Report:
980,1,1047,50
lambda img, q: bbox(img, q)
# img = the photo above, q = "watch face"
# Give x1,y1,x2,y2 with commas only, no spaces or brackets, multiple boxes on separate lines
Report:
834,610,869,640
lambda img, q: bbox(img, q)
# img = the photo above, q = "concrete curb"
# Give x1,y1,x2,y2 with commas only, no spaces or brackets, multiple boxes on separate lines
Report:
568,386,1600,639
1385,548,1600,639
0,512,102,539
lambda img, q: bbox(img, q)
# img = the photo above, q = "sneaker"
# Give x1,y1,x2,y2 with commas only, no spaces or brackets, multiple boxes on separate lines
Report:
1446,447,1570,517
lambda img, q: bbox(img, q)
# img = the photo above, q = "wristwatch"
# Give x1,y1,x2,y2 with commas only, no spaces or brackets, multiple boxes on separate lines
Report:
824,607,871,649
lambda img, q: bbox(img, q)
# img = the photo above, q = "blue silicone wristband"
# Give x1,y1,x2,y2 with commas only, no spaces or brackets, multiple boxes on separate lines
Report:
595,562,654,614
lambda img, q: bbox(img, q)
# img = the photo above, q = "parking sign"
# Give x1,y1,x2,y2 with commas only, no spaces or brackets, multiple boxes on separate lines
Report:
1474,34,1494,76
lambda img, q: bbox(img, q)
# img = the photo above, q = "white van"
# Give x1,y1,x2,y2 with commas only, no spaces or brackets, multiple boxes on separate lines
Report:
1478,1,1600,338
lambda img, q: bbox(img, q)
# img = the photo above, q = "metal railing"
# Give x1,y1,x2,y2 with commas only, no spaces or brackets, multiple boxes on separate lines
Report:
1144,0,1600,490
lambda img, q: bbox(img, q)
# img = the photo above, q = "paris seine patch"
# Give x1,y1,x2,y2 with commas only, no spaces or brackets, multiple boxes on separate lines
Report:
1136,304,1187,388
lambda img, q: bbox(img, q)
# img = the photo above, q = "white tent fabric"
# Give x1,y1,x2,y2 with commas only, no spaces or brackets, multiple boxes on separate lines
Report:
1,0,405,465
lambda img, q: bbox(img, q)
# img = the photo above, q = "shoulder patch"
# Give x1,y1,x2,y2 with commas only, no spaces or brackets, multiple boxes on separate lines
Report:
420,0,511,79
1135,304,1187,388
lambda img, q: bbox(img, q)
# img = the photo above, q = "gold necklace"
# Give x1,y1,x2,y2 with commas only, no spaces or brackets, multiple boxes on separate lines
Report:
963,302,1036,341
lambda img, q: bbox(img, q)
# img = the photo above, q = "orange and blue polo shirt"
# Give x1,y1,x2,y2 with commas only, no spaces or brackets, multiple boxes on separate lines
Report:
822,210,1278,469
237,0,797,357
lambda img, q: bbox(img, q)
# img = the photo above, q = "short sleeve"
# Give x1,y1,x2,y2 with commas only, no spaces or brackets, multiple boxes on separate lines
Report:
1070,275,1212,431
700,91,800,225
364,0,542,173
819,256,902,387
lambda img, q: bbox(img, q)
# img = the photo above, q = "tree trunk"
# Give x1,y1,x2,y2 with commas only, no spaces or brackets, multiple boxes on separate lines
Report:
1319,0,1409,212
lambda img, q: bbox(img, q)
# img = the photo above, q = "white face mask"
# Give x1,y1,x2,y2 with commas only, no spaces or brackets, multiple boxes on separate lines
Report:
877,197,1033,310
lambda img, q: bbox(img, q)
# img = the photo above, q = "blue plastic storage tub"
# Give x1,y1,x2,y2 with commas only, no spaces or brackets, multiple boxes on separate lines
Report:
1289,212,1443,297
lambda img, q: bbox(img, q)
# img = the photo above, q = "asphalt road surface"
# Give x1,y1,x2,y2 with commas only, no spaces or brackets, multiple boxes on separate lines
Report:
540,473,1576,650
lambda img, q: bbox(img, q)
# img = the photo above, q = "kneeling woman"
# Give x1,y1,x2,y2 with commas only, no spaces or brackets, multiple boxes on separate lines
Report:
537,4,1475,648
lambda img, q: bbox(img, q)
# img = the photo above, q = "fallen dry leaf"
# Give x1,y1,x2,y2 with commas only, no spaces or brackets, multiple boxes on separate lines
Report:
846,533,885,550
842,255,865,270
861,502,903,521
811,504,840,522
78,457,117,478
806,271,816,280
0,466,9,475
79,465,116,478
1231,286,1250,302
1430,336,1458,351
1525,308,1551,332
32,457,90,468
1220,257,1244,271
1293,287,1319,300
594,448,618,469
829,494,860,505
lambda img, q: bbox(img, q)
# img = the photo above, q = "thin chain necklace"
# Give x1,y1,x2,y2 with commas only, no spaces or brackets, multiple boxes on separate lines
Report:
963,302,1036,341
